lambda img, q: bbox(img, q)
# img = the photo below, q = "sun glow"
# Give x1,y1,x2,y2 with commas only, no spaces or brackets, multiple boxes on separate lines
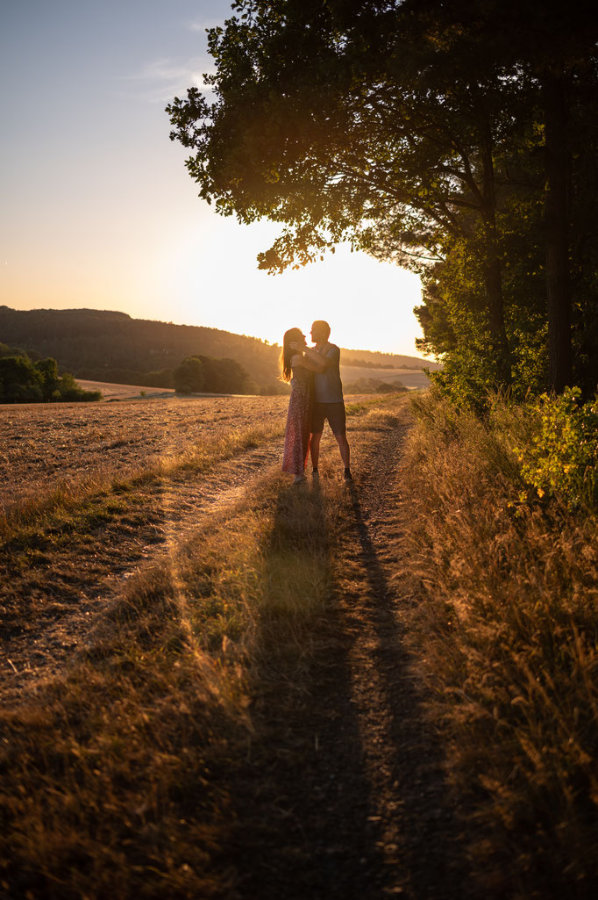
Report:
157,216,424,355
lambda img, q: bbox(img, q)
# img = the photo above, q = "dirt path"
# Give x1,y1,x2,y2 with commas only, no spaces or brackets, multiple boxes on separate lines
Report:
221,412,473,899
0,442,282,702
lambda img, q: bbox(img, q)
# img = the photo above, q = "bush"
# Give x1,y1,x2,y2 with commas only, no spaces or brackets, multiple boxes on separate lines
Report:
0,356,101,403
517,388,598,510
58,371,102,402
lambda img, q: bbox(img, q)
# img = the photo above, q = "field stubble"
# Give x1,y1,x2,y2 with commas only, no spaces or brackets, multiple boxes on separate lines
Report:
0,395,289,513
0,396,295,700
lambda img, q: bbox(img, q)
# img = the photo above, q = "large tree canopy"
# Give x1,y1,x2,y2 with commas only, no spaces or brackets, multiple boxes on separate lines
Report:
167,0,598,401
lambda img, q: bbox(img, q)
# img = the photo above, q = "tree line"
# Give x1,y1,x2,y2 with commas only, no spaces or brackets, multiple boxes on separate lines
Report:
172,354,255,394
0,346,101,403
167,0,598,407
0,341,265,402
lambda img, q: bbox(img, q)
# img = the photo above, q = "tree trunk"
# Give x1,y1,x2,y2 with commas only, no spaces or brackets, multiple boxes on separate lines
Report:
543,71,572,392
482,248,512,387
480,126,512,387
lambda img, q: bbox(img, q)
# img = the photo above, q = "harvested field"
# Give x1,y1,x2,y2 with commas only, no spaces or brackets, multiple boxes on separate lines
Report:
0,395,289,510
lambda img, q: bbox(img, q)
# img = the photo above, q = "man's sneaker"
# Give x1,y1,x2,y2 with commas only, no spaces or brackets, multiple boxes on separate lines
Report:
312,468,319,480
343,468,353,481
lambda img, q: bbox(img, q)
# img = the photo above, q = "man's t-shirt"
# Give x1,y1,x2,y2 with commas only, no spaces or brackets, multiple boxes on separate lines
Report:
314,343,344,403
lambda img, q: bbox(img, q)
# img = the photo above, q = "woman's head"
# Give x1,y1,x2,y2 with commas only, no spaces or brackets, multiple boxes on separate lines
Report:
280,327,305,382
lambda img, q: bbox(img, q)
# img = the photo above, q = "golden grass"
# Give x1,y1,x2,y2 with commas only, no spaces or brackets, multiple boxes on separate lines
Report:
398,390,598,897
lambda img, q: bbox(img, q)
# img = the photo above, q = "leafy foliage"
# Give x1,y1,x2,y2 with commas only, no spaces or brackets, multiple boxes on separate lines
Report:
168,0,598,404
517,388,598,510
0,355,101,404
173,355,252,394
173,356,205,394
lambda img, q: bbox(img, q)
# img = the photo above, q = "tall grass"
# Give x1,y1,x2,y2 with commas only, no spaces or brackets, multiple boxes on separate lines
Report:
399,390,598,898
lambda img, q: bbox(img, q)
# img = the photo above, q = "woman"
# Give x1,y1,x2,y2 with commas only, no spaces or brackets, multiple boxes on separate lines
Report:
280,327,319,483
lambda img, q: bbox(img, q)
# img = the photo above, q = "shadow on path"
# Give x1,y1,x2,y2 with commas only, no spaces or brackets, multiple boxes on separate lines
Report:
224,480,384,899
223,428,473,899
343,479,472,897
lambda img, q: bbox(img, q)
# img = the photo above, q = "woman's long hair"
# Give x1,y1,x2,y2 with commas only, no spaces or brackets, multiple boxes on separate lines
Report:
280,328,304,383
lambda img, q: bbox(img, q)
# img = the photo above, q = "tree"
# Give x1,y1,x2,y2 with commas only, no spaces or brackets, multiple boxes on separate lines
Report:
36,357,61,401
168,0,598,398
168,0,519,386
0,356,43,403
173,357,205,393
0,355,100,403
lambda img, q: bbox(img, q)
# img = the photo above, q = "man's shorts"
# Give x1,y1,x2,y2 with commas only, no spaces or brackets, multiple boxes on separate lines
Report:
311,401,347,435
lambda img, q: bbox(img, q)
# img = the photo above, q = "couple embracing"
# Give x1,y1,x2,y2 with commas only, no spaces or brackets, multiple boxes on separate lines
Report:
281,320,352,484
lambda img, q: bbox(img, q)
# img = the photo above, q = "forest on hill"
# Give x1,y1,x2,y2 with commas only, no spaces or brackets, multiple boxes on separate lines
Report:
0,306,434,394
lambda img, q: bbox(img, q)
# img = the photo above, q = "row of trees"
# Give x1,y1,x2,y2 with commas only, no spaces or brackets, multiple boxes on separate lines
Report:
173,354,254,394
0,352,101,403
167,0,598,405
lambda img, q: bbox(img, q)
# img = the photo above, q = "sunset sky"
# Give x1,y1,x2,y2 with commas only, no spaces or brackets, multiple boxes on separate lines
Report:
1,0,425,356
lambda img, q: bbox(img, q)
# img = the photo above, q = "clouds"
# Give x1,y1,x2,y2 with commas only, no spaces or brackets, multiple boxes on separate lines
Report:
120,56,211,103
187,19,223,33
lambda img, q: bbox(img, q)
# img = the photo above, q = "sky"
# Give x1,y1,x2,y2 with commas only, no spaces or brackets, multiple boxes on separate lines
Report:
0,0,425,356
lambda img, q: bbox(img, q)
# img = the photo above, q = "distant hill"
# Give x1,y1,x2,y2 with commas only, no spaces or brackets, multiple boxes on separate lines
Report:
0,307,438,391
341,348,441,370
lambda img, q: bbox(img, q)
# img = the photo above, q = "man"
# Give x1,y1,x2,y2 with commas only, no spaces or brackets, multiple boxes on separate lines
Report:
302,320,352,481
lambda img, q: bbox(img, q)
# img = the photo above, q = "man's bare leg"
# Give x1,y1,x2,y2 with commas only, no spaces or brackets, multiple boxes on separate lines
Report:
310,432,322,470
335,432,350,469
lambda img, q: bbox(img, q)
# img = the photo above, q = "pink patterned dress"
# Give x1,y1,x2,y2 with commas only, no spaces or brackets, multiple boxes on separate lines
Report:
282,365,313,475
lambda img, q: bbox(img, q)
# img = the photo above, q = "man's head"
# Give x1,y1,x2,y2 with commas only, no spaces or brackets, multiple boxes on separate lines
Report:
310,320,331,344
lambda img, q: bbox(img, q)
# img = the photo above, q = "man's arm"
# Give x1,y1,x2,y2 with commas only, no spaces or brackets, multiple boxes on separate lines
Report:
302,345,334,371
289,342,328,371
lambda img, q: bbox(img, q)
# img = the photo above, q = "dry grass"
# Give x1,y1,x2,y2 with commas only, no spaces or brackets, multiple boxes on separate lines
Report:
398,390,598,898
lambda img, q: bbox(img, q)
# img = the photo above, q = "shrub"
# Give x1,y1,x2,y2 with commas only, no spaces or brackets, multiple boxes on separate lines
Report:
0,356,43,402
517,388,598,510
0,355,101,403
58,371,102,402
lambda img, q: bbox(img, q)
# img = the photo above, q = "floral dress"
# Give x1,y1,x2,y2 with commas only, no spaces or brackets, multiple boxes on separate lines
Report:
282,365,313,475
